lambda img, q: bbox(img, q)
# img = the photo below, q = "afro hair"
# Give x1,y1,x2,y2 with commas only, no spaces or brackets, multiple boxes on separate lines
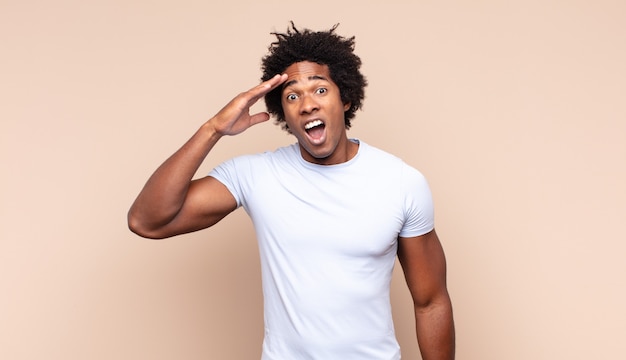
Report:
261,22,367,131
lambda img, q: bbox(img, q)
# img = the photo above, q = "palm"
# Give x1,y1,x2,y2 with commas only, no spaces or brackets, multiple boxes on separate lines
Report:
216,97,265,135
213,74,287,136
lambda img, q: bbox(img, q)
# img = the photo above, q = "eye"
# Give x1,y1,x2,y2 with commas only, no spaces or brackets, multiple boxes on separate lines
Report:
316,87,328,95
286,93,298,101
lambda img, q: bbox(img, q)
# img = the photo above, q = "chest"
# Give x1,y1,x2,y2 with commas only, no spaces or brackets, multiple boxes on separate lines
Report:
243,166,406,258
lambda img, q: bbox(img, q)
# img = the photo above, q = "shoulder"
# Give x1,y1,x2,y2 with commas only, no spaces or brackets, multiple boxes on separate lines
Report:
215,143,300,169
359,141,425,178
208,143,300,206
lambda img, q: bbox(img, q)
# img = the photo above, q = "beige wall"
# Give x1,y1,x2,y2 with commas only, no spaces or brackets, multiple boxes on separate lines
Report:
2,1,625,359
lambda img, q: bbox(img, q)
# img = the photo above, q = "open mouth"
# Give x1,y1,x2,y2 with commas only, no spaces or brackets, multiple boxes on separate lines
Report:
304,119,326,141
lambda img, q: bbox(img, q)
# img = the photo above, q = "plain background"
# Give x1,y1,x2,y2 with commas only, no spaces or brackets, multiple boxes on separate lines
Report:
1,0,625,359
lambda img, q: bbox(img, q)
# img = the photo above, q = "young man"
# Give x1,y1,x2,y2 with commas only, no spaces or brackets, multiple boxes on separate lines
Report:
128,24,455,360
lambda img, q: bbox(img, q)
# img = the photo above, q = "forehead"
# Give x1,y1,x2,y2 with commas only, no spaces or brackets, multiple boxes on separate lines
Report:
283,61,332,85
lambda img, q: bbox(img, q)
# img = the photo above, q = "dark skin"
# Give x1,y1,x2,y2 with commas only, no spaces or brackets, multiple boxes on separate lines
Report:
398,230,455,360
128,62,454,359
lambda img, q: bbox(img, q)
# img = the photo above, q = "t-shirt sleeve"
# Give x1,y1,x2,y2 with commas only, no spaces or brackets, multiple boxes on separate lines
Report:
208,157,244,208
399,165,435,238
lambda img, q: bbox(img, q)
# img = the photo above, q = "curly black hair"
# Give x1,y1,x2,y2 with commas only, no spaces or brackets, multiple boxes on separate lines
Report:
261,22,367,131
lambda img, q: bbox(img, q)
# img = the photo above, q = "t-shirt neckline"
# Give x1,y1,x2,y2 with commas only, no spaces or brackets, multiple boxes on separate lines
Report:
295,138,363,170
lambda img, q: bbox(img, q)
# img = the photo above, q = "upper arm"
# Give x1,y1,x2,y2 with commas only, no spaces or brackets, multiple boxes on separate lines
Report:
141,175,237,239
397,229,450,308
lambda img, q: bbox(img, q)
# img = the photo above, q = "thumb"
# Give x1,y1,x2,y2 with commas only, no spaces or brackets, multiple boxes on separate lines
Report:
248,112,271,127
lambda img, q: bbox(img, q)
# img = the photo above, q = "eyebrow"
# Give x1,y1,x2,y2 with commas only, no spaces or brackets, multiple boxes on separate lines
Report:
283,75,329,89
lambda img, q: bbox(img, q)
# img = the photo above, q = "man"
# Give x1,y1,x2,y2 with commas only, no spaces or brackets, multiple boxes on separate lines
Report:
128,23,455,360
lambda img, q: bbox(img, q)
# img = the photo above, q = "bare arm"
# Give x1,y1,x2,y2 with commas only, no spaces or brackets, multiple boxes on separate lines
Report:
397,229,455,360
127,74,288,239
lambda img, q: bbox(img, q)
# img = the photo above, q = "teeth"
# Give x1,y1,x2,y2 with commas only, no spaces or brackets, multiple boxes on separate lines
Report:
305,120,323,130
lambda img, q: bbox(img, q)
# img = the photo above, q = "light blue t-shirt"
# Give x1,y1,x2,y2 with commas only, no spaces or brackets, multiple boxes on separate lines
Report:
209,140,434,359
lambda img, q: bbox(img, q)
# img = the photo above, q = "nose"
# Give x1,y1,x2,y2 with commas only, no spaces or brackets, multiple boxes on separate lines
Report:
299,94,319,114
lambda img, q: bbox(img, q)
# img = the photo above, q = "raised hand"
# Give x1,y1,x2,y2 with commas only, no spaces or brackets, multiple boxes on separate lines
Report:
128,74,288,239
210,74,287,136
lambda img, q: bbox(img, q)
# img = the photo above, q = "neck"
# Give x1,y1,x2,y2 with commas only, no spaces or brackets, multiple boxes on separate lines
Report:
300,138,359,166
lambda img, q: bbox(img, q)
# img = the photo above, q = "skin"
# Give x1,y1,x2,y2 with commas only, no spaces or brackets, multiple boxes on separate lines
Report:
398,230,456,360
127,73,287,239
127,61,454,359
280,61,356,165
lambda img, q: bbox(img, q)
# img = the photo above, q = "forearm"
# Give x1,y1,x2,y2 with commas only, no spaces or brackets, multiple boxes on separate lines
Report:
415,297,455,360
128,121,221,234
128,74,287,237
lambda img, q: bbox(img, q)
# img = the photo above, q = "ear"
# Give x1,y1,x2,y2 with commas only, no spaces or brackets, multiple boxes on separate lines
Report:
343,102,351,111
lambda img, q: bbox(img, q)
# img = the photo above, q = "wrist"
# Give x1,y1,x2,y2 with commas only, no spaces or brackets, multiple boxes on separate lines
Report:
200,119,224,142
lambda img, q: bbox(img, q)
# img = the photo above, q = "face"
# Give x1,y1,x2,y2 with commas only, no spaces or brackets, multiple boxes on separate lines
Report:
281,61,356,165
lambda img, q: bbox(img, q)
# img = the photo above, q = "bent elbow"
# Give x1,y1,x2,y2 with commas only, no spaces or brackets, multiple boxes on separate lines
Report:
127,211,167,240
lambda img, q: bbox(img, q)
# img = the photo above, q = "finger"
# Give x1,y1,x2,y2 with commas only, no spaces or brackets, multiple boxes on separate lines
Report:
245,74,287,104
265,73,288,89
